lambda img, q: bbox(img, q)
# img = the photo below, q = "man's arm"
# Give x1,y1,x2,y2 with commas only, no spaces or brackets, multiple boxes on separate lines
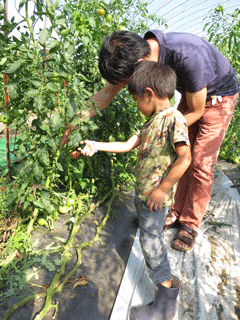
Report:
147,142,191,212
80,134,141,157
184,87,207,127
61,82,126,147
83,82,126,118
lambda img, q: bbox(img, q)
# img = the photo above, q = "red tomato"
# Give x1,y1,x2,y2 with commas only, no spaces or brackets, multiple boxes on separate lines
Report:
70,151,80,159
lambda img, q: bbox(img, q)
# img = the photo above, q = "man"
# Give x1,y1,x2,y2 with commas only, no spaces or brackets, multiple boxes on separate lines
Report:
62,30,239,252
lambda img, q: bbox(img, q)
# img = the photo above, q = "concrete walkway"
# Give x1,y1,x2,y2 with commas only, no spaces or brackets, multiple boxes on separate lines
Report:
110,169,240,320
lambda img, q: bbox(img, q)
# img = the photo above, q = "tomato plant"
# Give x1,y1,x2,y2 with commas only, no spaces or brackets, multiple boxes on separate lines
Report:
0,0,159,225
0,1,162,316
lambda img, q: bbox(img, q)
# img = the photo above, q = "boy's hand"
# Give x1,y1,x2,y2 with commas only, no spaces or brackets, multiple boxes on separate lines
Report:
147,188,167,212
80,140,95,157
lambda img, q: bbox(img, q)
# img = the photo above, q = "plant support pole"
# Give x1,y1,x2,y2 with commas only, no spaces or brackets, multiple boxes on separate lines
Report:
3,0,10,179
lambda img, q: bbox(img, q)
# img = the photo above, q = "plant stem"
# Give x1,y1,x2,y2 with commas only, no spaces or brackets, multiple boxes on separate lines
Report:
25,1,37,53
1,292,46,320
27,207,39,236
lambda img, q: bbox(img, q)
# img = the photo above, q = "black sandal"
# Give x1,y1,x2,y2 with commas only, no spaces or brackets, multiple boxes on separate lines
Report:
171,225,198,252
164,213,181,230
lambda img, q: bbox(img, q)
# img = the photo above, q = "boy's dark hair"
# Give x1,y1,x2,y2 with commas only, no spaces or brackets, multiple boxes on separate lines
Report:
98,31,151,85
128,61,176,100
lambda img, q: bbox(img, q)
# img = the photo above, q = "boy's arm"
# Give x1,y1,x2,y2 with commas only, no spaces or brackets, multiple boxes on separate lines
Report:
147,142,191,212
80,134,141,157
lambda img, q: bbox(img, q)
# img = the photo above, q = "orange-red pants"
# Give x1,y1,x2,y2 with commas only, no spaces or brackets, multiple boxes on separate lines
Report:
172,93,239,230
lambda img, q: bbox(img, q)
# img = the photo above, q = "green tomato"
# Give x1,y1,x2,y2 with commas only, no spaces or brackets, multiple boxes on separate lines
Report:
37,217,48,227
1,112,13,124
59,205,69,214
97,8,105,16
119,26,127,31
67,198,75,207
105,14,112,22
219,151,226,159
215,5,223,12
233,157,240,164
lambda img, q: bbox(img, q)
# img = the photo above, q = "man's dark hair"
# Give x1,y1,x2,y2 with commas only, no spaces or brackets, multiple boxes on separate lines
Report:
128,61,176,100
98,31,151,85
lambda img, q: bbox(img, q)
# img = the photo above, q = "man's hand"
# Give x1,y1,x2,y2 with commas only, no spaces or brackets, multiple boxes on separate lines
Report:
147,188,167,212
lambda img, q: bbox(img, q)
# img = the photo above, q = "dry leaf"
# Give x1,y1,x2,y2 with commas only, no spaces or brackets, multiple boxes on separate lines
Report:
73,277,88,289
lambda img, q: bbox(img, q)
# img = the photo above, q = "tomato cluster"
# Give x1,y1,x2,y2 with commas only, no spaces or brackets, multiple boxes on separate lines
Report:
59,198,76,214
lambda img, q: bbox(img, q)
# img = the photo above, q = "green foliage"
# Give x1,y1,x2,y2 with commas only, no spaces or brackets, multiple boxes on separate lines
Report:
0,0,160,307
0,0,159,213
204,7,240,163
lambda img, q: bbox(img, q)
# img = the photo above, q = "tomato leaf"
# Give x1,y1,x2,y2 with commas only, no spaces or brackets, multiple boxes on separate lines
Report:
50,113,63,131
40,190,51,209
38,148,50,167
26,89,39,98
0,57,7,65
3,59,25,73
34,161,44,181
45,82,59,92
39,28,50,45
33,200,45,209
56,162,64,171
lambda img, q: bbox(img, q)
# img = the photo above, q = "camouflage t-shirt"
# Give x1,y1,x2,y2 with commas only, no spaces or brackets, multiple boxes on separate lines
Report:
135,106,190,206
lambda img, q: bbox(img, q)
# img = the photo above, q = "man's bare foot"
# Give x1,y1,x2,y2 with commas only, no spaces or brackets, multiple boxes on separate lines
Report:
164,213,180,230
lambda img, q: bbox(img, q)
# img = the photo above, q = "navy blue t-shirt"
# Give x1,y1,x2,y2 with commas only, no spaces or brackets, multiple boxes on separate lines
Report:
144,30,239,98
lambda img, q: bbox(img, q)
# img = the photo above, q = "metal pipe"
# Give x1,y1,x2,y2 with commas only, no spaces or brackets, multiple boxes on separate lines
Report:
179,4,238,33
165,0,229,31
148,0,189,28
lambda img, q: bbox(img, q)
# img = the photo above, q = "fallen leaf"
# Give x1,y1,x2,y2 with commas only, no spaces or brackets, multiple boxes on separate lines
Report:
73,277,88,289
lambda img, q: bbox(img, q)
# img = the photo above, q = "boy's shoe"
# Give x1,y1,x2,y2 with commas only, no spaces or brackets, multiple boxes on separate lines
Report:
130,275,180,320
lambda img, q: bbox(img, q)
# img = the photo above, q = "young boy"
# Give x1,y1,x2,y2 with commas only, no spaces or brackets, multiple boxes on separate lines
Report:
79,61,191,320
